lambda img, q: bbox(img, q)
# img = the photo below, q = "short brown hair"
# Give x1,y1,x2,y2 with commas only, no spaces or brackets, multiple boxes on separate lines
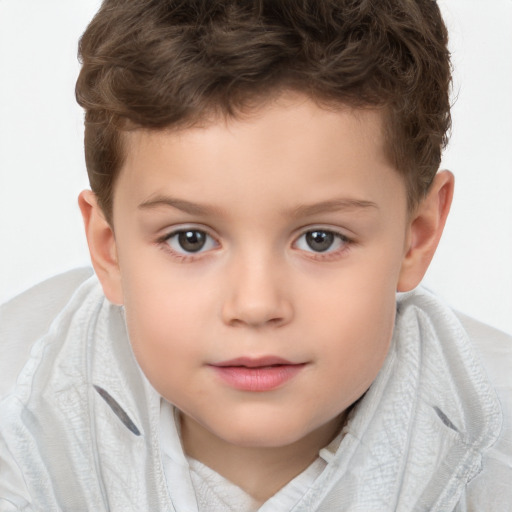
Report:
76,0,452,223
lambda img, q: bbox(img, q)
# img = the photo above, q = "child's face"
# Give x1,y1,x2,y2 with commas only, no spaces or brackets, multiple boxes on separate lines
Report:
109,94,412,448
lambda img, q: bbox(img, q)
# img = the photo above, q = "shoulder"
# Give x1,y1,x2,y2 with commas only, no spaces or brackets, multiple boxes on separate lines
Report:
397,289,512,509
0,268,94,399
455,312,512,386
0,270,166,510
454,313,512,510
397,287,512,380
454,312,512,419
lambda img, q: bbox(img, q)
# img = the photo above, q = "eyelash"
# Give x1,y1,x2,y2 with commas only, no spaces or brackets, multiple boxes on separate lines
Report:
157,228,219,262
156,227,353,262
293,229,353,261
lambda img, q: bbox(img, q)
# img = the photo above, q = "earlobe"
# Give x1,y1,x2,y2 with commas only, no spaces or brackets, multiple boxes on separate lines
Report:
397,170,454,292
78,190,124,305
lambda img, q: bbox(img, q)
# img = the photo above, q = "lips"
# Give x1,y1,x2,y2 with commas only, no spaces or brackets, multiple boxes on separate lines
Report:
210,356,306,392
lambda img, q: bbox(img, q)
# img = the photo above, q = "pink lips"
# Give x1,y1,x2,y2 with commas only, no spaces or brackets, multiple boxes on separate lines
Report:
210,356,306,392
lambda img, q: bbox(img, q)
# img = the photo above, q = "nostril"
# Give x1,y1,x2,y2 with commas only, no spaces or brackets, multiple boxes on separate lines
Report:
222,301,293,328
227,313,286,329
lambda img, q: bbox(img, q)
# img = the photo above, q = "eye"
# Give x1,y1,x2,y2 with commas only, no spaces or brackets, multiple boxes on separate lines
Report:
165,229,217,254
295,229,348,253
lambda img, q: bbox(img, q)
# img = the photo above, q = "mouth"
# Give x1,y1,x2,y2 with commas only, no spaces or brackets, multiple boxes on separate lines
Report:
209,356,307,392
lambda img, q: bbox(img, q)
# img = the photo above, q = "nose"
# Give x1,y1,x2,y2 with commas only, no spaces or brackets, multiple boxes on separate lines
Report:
221,253,294,329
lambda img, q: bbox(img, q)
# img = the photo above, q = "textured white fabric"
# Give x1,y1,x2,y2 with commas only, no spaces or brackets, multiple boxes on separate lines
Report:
159,400,343,512
0,269,511,511
186,452,328,512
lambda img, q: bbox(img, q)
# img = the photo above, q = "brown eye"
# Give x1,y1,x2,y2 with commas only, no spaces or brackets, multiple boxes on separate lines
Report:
294,229,349,255
165,229,217,255
177,230,207,252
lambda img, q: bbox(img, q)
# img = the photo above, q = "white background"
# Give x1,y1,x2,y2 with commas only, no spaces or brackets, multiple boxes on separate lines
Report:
1,1,511,334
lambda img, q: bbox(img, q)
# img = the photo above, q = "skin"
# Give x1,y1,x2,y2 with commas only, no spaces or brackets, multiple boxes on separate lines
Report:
79,92,453,502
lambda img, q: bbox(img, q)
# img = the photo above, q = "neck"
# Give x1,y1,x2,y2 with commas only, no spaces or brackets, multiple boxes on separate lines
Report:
180,412,345,503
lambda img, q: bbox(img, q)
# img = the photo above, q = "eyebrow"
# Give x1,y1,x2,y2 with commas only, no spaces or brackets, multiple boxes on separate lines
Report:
138,196,221,216
290,198,379,217
138,195,378,217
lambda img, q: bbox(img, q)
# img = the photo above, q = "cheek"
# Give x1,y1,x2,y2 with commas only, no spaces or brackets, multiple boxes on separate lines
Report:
122,254,214,332
305,257,398,390
315,289,395,367
121,270,211,392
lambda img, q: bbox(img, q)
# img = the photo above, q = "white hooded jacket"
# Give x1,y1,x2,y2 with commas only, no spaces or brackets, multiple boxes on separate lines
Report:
0,269,511,511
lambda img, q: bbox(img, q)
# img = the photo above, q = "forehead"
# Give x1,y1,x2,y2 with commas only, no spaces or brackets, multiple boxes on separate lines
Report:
114,94,406,218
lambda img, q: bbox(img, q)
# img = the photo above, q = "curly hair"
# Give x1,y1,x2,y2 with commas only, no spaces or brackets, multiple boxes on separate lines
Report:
76,0,452,223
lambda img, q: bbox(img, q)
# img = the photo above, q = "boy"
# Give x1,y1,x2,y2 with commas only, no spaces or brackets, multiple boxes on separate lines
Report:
1,0,511,510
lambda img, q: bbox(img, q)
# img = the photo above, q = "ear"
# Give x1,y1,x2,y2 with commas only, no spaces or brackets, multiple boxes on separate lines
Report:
78,190,124,305
397,170,454,292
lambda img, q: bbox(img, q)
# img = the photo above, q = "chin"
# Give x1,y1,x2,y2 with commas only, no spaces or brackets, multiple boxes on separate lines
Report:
213,416,323,449
223,430,305,449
